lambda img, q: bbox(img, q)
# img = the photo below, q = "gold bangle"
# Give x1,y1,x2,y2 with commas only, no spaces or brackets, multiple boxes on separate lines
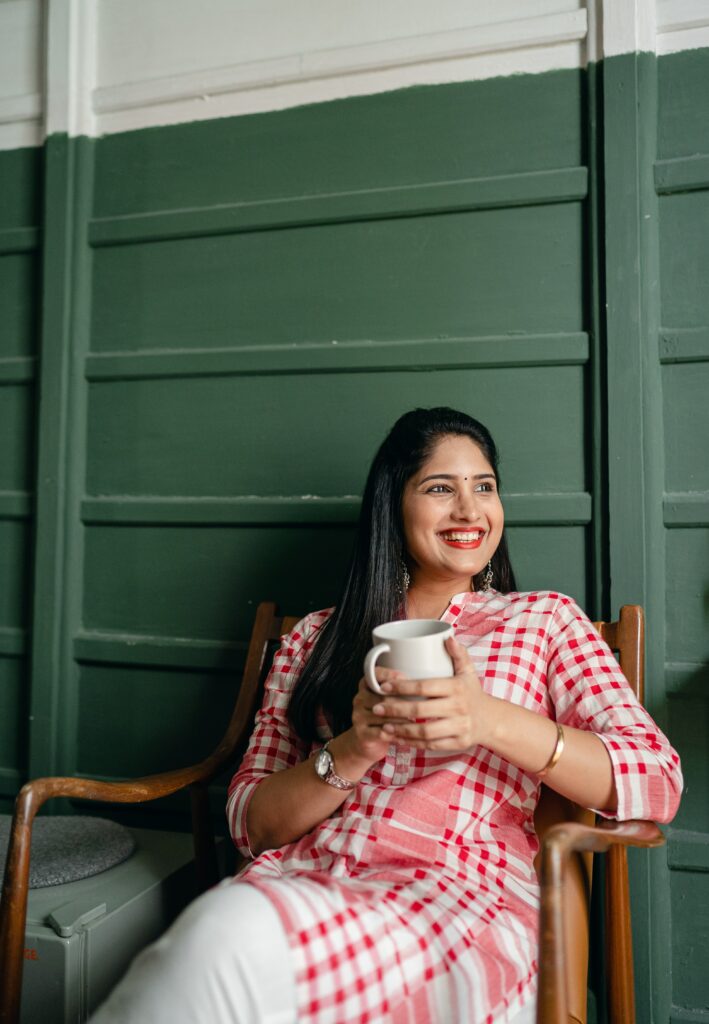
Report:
537,722,565,778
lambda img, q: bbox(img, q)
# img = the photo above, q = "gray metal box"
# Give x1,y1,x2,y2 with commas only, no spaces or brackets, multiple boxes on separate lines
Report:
19,828,199,1023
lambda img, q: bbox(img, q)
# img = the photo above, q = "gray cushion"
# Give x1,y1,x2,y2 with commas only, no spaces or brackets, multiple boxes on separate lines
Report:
0,815,136,889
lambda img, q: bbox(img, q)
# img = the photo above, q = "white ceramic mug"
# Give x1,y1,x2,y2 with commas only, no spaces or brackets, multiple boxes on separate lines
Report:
364,619,455,696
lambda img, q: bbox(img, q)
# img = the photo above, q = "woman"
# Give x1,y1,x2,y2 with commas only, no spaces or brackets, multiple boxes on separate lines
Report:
92,407,682,1024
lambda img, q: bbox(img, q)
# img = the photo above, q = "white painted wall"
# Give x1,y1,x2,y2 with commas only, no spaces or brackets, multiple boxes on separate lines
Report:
0,0,43,147
0,0,707,149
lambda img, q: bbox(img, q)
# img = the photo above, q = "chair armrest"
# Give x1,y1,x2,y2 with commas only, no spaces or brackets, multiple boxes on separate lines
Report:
536,820,665,1024
0,756,241,1024
541,818,664,857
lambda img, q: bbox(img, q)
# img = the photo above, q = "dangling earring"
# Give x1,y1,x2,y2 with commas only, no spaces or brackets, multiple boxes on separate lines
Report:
481,561,494,592
398,560,411,595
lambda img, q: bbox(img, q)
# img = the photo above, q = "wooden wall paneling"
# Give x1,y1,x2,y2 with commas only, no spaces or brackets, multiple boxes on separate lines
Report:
27,134,94,780
656,45,709,1023
602,49,670,1024
91,73,585,218
89,205,585,351
583,57,609,622
83,365,587,497
79,71,595,816
0,145,41,809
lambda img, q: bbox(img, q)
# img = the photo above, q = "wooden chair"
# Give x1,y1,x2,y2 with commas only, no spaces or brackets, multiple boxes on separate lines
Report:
0,603,664,1024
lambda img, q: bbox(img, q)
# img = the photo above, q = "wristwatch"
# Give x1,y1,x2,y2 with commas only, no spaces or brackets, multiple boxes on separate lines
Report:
313,741,358,791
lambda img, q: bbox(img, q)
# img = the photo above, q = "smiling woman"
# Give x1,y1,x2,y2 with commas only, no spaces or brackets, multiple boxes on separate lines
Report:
90,408,682,1024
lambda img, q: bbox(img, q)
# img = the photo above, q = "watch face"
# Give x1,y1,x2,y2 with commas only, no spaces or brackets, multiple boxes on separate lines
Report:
314,748,331,779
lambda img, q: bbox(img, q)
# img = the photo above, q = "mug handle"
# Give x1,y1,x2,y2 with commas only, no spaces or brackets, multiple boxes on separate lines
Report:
364,642,391,694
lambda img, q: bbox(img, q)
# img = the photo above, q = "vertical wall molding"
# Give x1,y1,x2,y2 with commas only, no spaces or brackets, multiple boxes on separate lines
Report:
28,0,95,779
602,1,670,1017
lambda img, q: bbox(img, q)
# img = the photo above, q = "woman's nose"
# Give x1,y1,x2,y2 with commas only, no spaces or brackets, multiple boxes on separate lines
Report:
453,491,480,520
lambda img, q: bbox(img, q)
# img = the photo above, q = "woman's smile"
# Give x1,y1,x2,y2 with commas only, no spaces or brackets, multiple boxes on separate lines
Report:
437,529,485,549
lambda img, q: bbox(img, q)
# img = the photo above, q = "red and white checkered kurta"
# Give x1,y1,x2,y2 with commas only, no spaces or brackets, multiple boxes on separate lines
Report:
226,591,682,1024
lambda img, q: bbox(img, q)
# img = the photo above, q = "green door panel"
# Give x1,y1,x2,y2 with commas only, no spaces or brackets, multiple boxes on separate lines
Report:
90,204,584,352
85,365,586,497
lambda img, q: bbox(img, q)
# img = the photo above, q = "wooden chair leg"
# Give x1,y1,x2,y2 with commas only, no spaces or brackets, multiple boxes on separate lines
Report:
0,787,39,1024
537,838,569,1024
606,845,636,1024
190,783,219,892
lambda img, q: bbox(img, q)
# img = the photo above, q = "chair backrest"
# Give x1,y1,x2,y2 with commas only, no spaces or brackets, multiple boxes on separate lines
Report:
234,603,643,1024
533,605,643,1024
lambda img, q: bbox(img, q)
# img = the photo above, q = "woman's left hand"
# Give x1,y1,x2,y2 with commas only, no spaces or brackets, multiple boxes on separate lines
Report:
371,636,492,751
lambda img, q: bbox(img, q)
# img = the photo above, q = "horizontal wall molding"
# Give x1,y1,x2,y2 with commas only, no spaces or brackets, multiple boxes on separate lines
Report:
0,227,40,256
657,0,709,57
80,492,592,528
656,154,709,194
672,1007,709,1024
74,631,247,672
81,495,361,526
88,167,588,247
0,628,27,658
0,93,42,126
93,10,586,134
0,93,42,151
0,357,36,385
669,1010,709,1024
0,491,33,521
663,493,709,527
665,661,709,695
85,333,590,382
0,768,24,797
659,327,709,364
668,830,709,873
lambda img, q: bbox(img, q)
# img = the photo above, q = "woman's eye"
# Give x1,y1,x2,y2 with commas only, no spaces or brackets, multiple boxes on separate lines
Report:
427,484,452,494
475,482,495,493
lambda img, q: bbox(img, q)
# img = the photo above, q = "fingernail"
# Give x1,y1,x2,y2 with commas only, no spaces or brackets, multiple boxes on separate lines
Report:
380,682,393,693
372,703,384,715
382,723,395,733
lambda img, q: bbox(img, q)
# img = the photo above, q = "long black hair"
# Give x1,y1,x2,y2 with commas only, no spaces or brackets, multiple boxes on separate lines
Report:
288,407,517,743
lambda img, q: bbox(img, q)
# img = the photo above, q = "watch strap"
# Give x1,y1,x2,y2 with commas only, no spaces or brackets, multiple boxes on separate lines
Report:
317,741,358,791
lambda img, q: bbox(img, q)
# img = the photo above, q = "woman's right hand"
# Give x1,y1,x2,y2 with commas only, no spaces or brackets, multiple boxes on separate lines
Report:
343,668,408,764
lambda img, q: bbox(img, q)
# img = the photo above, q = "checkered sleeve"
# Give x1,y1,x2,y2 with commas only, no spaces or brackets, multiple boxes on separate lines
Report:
226,612,328,857
545,595,682,823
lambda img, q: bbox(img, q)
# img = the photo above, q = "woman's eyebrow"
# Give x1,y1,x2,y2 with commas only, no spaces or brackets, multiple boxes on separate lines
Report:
419,472,496,484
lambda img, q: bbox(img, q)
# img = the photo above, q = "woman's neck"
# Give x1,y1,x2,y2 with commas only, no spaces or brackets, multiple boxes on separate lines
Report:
405,577,472,620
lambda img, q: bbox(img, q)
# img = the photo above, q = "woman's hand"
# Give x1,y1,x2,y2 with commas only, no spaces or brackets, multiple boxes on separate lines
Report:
370,636,491,752
340,668,412,764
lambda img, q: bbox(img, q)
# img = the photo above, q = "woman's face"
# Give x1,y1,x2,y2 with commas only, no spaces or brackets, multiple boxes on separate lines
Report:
401,434,504,590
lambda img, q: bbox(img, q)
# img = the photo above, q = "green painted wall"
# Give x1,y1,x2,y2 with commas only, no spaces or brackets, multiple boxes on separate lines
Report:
0,50,707,1022
0,144,41,815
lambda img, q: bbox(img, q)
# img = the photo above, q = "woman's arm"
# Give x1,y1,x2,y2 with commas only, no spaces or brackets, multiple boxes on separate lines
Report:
245,725,376,856
474,694,616,812
374,641,618,813
227,616,403,857
374,596,682,823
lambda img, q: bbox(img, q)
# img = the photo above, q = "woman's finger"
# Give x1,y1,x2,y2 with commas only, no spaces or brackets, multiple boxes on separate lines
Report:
445,635,473,675
371,696,456,720
379,677,454,699
382,716,471,742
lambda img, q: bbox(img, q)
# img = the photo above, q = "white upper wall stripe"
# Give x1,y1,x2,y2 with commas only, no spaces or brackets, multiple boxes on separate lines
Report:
93,11,588,116
0,0,708,148
603,0,656,57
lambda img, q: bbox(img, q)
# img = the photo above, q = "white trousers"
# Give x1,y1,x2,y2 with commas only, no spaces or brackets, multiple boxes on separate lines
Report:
89,879,536,1024
89,880,297,1024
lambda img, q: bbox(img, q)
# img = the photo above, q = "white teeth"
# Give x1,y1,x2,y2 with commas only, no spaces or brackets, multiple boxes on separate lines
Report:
441,531,483,541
